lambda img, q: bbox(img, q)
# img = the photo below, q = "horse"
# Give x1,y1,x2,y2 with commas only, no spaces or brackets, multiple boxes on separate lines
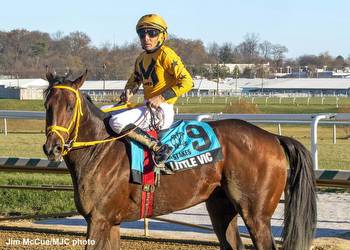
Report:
43,70,317,250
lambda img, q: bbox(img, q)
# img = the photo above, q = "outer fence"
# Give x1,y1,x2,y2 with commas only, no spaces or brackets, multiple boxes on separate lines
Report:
2,110,350,170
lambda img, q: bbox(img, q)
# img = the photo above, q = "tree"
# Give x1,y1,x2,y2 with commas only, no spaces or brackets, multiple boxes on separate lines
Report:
167,37,208,66
211,64,230,79
219,42,234,63
236,33,260,63
334,55,345,69
67,31,91,56
207,42,220,63
233,65,240,79
317,52,333,69
271,44,288,68
242,67,254,78
298,55,319,66
259,40,273,61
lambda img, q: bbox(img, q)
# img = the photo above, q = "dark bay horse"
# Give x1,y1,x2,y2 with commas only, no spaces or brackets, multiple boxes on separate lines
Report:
43,71,317,250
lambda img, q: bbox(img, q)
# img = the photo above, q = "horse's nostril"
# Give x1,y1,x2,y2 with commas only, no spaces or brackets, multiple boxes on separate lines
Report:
54,144,62,154
43,144,48,155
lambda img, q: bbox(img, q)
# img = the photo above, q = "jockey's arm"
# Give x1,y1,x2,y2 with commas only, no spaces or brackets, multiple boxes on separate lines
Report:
119,89,133,103
121,69,142,103
160,52,193,103
148,56,193,108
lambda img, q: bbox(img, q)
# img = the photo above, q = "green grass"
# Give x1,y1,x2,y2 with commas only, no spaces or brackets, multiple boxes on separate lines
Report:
0,133,74,215
261,124,350,169
0,133,46,158
175,103,342,114
0,188,75,215
0,172,75,215
174,96,350,114
0,99,44,111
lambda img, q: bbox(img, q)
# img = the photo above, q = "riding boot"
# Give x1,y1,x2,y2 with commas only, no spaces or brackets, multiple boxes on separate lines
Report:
124,126,174,174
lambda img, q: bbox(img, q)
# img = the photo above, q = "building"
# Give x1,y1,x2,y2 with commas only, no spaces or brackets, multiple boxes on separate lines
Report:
240,78,350,96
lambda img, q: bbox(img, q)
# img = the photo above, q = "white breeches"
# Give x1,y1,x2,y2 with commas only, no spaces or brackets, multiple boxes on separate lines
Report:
106,103,174,134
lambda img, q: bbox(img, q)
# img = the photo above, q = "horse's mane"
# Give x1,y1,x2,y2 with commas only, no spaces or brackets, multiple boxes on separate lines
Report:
83,93,110,120
83,93,116,136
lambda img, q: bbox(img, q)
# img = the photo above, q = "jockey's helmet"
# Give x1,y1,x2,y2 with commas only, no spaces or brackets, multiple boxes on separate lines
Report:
136,14,168,48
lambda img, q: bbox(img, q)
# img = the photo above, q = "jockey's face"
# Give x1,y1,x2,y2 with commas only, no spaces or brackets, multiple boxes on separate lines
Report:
138,29,160,51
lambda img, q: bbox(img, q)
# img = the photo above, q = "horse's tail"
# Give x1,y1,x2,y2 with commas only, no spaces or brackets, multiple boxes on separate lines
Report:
278,135,317,250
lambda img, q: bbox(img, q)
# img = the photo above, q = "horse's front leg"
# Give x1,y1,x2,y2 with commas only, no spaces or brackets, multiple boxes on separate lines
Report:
86,216,121,250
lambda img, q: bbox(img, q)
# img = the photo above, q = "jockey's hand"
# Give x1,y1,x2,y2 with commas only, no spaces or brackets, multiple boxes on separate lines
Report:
119,89,132,103
147,95,165,109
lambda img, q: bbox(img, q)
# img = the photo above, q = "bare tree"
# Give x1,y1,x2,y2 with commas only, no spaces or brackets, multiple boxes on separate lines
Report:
259,40,273,61
207,42,220,63
236,33,260,63
271,44,288,68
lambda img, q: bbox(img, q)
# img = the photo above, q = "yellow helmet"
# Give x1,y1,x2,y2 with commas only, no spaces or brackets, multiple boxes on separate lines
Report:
136,14,168,42
136,14,167,32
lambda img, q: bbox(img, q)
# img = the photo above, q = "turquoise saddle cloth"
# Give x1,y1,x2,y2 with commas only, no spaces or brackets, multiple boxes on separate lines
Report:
130,120,223,183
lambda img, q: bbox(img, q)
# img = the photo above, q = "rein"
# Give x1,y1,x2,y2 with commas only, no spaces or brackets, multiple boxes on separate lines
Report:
46,86,127,156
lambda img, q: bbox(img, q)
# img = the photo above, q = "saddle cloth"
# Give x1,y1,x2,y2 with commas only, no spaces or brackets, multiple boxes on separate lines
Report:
130,120,223,184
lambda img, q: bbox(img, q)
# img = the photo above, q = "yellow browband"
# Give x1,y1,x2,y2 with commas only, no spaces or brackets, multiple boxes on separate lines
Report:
46,86,127,156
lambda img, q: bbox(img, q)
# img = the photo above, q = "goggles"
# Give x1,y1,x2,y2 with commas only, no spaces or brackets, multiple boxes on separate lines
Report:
137,29,160,39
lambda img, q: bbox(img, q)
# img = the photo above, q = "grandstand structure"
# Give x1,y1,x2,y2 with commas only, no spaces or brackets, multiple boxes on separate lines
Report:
1,78,350,99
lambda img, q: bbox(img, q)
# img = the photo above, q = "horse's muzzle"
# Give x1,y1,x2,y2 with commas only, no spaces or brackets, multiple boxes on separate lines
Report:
43,143,63,161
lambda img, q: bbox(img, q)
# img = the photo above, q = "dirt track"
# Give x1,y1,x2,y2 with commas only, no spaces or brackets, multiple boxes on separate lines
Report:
0,192,349,249
0,230,349,250
0,230,220,250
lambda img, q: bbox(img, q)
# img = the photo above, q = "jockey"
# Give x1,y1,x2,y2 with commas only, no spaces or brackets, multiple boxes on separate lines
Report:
109,14,193,171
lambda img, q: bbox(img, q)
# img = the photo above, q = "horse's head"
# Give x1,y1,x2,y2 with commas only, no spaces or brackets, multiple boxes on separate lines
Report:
43,69,88,161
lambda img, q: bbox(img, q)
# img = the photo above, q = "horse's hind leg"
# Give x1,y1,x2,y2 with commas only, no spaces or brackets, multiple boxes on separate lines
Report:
86,216,121,250
206,187,244,250
239,204,277,250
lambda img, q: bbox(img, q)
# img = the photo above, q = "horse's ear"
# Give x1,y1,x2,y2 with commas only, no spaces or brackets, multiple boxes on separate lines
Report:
45,66,55,86
72,69,88,89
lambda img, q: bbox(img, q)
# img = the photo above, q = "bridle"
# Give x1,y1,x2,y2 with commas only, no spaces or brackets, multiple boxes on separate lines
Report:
46,85,123,156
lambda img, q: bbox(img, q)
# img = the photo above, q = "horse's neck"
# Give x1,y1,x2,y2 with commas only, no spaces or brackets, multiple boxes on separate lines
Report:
65,97,114,179
78,97,110,141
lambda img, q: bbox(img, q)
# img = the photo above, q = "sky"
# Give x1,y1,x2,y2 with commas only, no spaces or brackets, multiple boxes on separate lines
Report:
1,0,349,58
